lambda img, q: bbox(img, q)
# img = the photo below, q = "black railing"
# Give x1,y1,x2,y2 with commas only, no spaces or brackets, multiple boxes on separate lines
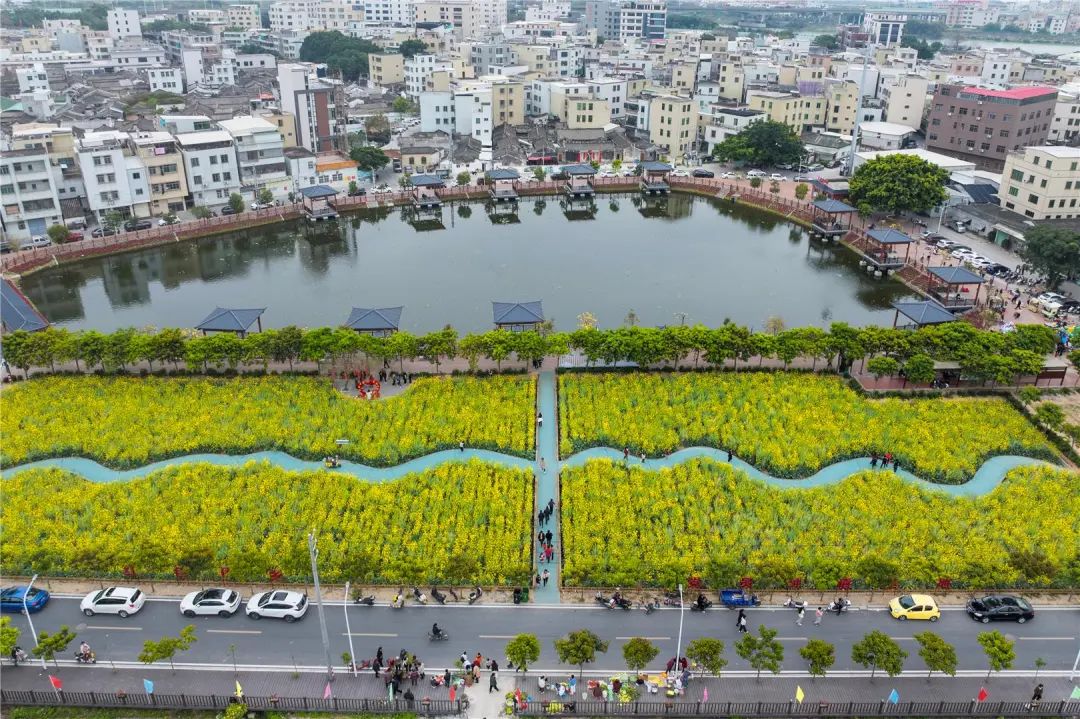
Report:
519,699,1080,717
0,690,461,715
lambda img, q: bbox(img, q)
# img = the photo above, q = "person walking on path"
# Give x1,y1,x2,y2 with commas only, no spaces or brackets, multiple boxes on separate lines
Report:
537,412,543,427
542,569,550,586
545,544,554,562
796,606,805,626
1031,684,1043,709
814,607,823,626
547,498,554,513
489,660,500,692
459,440,464,452
623,447,629,462
736,609,747,633
540,457,547,473
545,530,553,545
640,451,646,464
727,450,733,462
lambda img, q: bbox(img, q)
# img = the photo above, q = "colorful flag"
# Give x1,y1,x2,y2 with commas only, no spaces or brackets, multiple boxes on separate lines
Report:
235,680,244,699
887,689,899,705
1071,686,1080,700
48,675,62,691
977,687,989,703
702,687,709,703
795,685,805,704
143,678,154,695
323,681,332,699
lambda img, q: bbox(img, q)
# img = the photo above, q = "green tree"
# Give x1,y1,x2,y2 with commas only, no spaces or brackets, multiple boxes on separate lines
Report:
365,114,393,145
851,631,907,679
866,355,900,379
734,625,784,680
0,617,20,657
1018,226,1080,290
506,633,541,672
1035,402,1066,431
903,353,936,385
685,637,727,677
392,96,416,114
398,39,427,58
351,145,390,173
298,30,382,80
849,154,949,215
813,34,840,50
191,206,212,220
33,625,77,668
749,176,762,189
228,193,245,215
914,632,957,678
456,171,472,186
554,629,609,680
711,120,804,168
794,182,809,200
977,631,1015,679
532,166,546,181
103,210,125,231
139,625,198,673
622,637,659,671
856,555,900,589
769,180,781,195
46,224,71,244
800,639,835,678
256,188,274,205
419,327,457,374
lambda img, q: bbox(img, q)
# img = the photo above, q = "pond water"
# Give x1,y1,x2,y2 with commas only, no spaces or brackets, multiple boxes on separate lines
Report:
20,193,922,333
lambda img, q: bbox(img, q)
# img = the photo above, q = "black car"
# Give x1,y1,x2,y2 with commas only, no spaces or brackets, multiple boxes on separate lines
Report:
220,206,237,216
348,188,367,197
91,227,117,238
966,595,1034,623
691,169,715,178
124,219,153,232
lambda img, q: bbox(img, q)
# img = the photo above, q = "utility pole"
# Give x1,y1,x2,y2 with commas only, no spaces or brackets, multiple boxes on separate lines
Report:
673,583,684,675
308,532,334,681
343,581,357,677
23,574,46,670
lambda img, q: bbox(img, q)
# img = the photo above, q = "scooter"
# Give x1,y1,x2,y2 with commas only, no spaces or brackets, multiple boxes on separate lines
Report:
613,596,632,611
430,587,447,605
412,587,427,605
75,650,97,664
828,598,851,614
355,594,376,606
690,598,713,612
595,592,613,609
640,599,660,615
467,586,483,605
427,631,450,642
783,597,808,610
390,592,405,609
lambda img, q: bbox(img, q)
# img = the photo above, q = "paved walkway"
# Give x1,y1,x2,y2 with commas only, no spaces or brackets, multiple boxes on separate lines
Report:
532,370,560,604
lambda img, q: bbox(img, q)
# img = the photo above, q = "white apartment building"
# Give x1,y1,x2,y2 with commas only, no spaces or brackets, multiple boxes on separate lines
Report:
1000,146,1080,220
107,9,142,40
16,64,50,94
586,77,629,119
526,0,570,21
861,11,905,46
702,107,765,154
405,54,440,100
880,73,928,129
277,62,346,152
188,9,227,24
361,0,416,25
175,130,241,208
419,91,456,132
8,123,84,204
110,42,168,69
284,147,318,193
228,4,262,29
269,0,320,32
146,67,184,93
0,148,64,243
218,117,291,199
1049,88,1080,144
76,131,151,220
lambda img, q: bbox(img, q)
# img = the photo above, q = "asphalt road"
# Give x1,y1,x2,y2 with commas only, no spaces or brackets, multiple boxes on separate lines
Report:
8,596,1079,673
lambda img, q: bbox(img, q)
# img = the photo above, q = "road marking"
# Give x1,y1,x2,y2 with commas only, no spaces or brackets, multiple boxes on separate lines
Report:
479,635,517,639
616,636,671,641
1018,636,1075,641
83,625,142,631
206,629,262,635
889,637,916,641
776,637,808,641
343,632,398,637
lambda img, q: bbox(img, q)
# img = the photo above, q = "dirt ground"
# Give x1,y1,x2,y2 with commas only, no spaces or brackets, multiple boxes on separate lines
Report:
1047,391,1080,425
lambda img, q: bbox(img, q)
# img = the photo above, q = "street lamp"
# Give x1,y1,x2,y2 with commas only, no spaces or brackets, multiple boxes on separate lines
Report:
23,574,45,669
307,532,334,681
343,581,357,677
673,583,684,676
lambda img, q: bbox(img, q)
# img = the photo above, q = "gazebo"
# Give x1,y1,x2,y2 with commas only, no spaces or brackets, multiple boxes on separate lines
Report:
298,184,338,221
1,279,49,333
487,168,520,202
811,178,849,199
854,228,914,272
344,306,403,337
639,161,672,195
195,307,265,337
562,164,596,198
492,300,544,331
927,266,984,312
809,198,856,240
891,300,956,330
410,174,445,208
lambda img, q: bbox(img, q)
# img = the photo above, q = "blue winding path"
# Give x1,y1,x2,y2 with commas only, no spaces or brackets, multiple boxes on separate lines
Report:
532,370,560,604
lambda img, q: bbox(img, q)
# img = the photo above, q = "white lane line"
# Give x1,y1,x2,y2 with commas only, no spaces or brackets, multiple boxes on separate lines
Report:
889,637,916,641
776,637,808,641
478,635,517,639
83,625,142,631
206,629,262,635
1018,636,1075,641
343,632,398,637
615,636,671,641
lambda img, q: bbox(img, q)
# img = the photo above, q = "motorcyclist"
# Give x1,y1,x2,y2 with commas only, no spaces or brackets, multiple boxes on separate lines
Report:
431,623,443,639
695,593,708,610
78,641,91,660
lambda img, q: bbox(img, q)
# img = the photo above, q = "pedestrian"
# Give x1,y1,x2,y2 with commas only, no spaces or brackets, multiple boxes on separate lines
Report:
377,646,384,665
535,572,542,587
547,498,554,513
489,668,499,692
545,544,554,562
738,613,748,633
640,451,646,463
545,530,553,545
796,606,805,626
542,569,550,586
814,607,823,626
736,608,746,631
893,457,900,471
870,452,878,468
459,440,465,452
460,650,468,666
445,667,452,686
727,449,733,461
569,675,577,697
473,663,481,683
1031,684,1043,709
623,446,629,462
537,412,543,427
540,456,547,473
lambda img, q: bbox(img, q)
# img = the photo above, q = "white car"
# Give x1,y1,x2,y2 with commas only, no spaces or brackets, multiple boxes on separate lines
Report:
670,169,689,177
26,236,52,249
719,171,739,179
769,173,786,181
180,588,242,618
371,184,394,195
1036,292,1067,309
246,590,308,622
746,170,767,178
250,202,274,210
80,587,145,617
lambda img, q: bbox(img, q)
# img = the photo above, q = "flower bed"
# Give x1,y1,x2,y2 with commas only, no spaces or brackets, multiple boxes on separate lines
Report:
0,375,535,468
1,460,534,584
561,458,1080,589
558,372,1051,482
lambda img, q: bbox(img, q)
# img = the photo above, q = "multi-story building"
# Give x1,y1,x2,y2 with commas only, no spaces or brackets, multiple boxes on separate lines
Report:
76,131,151,221
269,0,319,32
161,30,215,64
585,0,666,41
405,54,440,99
284,147,318,193
370,53,406,86
146,67,184,93
702,107,765,155
649,94,695,162
187,8,227,24
880,73,928,129
228,4,262,29
925,84,1058,171
526,0,570,21
129,132,188,216
107,8,142,39
861,11,905,46
8,123,83,203
218,117,290,199
1048,87,1079,144
0,147,64,243
414,0,481,39
361,0,416,26
746,90,825,133
999,146,1080,220
277,63,347,153
255,108,299,148
175,130,241,209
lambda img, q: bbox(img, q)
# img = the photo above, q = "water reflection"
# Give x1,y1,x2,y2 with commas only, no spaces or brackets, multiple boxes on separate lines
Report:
20,194,922,332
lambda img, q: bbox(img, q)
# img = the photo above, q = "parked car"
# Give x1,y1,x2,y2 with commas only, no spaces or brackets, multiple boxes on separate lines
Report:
1035,292,1067,309
719,171,739,179
670,169,689,177
246,590,308,622
746,170,767,178
180,588,242,617
985,264,1011,277
768,173,786,181
80,586,145,617
806,163,825,172
889,594,940,621
691,169,715,178
1059,299,1080,314
91,227,118,237
371,184,394,195
0,586,50,614
124,219,153,232
157,216,180,226
776,163,794,170
220,205,238,216
966,595,1034,623
935,239,960,250
792,175,813,182
249,202,274,211
347,187,367,197
26,236,52,249
67,230,84,242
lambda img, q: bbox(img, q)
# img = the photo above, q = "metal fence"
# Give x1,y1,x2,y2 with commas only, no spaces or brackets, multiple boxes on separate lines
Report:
0,689,461,715
519,699,1080,718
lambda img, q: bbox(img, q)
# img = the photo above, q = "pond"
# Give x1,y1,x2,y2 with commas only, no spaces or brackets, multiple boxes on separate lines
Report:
20,193,922,333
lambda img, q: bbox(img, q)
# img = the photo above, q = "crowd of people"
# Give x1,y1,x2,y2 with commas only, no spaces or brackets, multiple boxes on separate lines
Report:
869,452,901,471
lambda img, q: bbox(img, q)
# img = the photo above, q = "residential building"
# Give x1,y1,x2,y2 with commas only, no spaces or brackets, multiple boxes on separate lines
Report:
269,0,319,32
146,67,184,93
415,0,481,39
943,0,1000,29
747,90,825,133
0,148,64,243
218,116,290,199
361,0,416,26
526,0,570,21
880,74,928,129
370,53,406,86
188,9,227,24
565,96,611,129
999,146,1080,220
107,8,142,39
160,115,216,134
228,4,262,29
649,94,695,162
76,131,151,221
315,152,360,192
585,0,667,41
7,123,82,204
702,107,764,154
489,78,526,126
925,84,1059,171
1048,87,1079,144
284,147,318,193
175,130,241,209
129,132,188,216
861,11,905,46
857,121,918,150
277,62,347,153
255,108,299,148
586,77,632,120
405,54,440,100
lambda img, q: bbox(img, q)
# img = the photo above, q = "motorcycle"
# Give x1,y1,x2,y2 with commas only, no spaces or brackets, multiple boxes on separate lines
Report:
9,647,28,666
427,631,450,642
783,597,808,610
75,650,97,664
690,598,713,612
412,587,427,605
661,595,682,607
355,594,376,606
430,587,447,605
613,596,632,611
828,598,851,614
467,586,483,605
595,592,614,609
390,592,405,609
640,599,660,615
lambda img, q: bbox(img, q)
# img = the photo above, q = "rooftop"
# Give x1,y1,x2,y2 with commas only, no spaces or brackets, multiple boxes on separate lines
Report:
1017,145,1080,159
218,116,277,135
856,148,976,170
344,306,403,332
960,85,1057,100
492,300,544,325
858,121,918,136
175,130,234,146
129,131,174,145
717,108,765,117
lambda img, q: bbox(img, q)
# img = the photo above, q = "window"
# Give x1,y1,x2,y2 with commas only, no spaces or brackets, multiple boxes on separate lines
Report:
999,129,1009,137
1028,193,1039,204
193,175,203,185
1040,179,1047,188
210,156,218,164
1045,160,1052,169
212,173,221,182
1008,186,1018,197
191,157,200,167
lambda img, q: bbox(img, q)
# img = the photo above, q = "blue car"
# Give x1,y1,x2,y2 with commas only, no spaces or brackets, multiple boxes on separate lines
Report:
0,586,50,614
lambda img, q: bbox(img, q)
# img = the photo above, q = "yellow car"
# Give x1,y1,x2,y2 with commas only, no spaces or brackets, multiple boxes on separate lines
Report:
889,594,940,621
